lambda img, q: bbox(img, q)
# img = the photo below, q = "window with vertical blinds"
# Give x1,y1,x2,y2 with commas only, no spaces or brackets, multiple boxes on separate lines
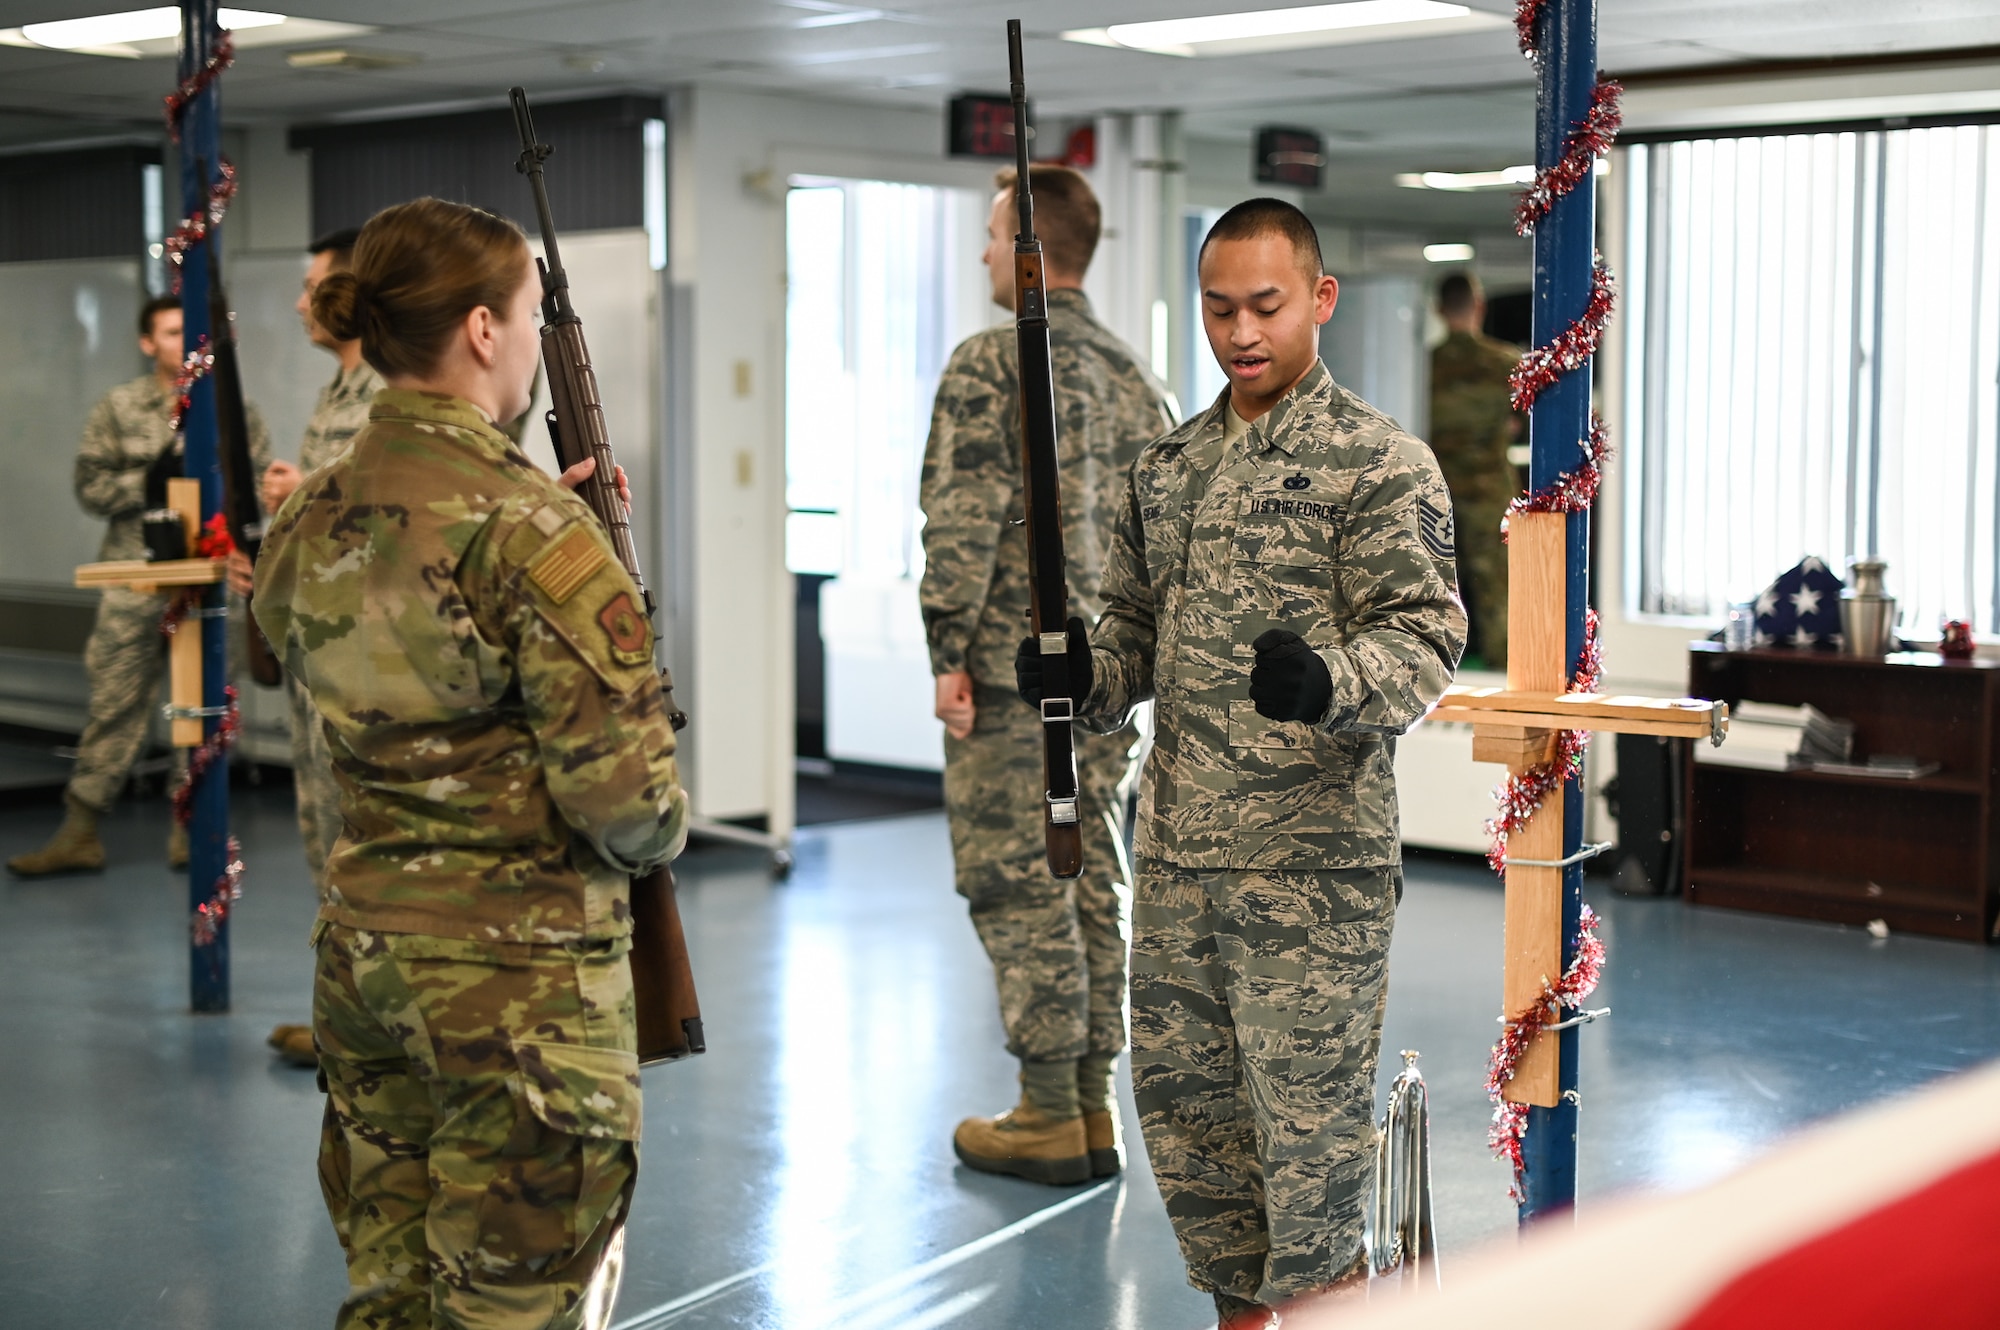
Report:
1625,126,2000,635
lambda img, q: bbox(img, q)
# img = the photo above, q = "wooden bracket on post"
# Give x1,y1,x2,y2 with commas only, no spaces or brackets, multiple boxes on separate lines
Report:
1456,512,1730,1107
72,477,218,748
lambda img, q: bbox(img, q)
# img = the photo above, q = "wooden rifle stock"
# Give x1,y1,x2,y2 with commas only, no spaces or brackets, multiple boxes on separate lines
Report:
511,87,703,1066
1007,23,1085,880
204,225,282,687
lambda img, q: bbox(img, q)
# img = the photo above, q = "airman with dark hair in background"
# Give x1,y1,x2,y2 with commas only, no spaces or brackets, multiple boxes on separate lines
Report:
7,295,270,879
256,228,385,1067
1429,271,1521,668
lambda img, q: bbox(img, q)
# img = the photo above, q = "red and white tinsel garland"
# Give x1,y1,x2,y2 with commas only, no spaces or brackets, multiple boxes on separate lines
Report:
1485,905,1606,1196
169,685,244,946
167,339,214,433
191,836,245,945
1509,413,1611,519
161,161,238,291
1515,80,1623,235
163,31,235,138
1508,259,1615,413
170,683,239,828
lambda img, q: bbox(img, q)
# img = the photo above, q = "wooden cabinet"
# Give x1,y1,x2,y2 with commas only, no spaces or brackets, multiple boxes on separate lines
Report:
1684,643,1999,942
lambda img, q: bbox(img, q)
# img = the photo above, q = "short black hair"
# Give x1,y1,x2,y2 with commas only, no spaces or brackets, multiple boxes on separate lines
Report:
138,294,180,338
1438,272,1481,316
1199,197,1323,281
309,228,361,268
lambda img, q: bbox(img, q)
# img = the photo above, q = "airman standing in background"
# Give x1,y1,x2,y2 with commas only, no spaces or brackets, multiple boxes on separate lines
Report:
257,228,385,1068
7,294,270,879
920,164,1177,1185
1428,271,1521,669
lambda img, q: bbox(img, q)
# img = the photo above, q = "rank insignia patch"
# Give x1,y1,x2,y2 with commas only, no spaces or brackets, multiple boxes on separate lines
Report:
597,592,651,665
1417,497,1455,560
528,529,607,604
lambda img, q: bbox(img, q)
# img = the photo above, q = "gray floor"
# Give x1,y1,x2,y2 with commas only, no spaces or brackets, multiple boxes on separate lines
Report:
3,787,1998,1329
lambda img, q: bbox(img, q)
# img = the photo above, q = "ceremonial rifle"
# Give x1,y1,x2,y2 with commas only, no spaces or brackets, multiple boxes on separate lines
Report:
1008,21,1084,880
511,87,704,1066
204,182,282,688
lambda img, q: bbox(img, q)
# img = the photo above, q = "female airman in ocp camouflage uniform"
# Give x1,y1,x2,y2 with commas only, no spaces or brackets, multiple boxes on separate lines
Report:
254,197,688,1330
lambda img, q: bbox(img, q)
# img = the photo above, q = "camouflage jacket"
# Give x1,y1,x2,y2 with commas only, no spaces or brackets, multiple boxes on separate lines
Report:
75,373,272,561
1086,361,1466,870
253,390,688,956
1428,330,1520,509
920,288,1177,694
299,360,385,474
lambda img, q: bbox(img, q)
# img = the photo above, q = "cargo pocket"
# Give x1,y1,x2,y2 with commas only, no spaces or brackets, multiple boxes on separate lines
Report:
1232,952,1314,1077
480,1040,643,1279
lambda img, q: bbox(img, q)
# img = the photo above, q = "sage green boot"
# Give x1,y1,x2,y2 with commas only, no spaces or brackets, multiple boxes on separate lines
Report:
6,798,106,878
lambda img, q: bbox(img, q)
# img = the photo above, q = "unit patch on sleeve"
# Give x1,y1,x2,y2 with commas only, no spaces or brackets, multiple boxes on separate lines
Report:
1417,496,1455,560
597,591,652,666
528,528,608,604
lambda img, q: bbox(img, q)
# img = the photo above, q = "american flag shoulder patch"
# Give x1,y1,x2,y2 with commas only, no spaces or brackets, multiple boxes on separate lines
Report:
528,528,607,604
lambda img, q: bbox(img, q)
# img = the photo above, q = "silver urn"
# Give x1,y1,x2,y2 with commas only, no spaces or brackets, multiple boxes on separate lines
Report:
1840,559,1896,656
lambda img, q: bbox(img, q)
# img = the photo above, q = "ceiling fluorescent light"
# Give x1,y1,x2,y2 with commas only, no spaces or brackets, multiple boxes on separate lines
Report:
1423,243,1476,262
1,9,365,59
1064,1,1506,58
20,7,281,49
1397,158,1608,190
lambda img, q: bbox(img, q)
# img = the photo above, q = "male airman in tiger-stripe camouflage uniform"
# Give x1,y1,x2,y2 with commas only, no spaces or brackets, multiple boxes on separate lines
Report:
921,164,1176,1185
1019,200,1463,1326
8,295,270,879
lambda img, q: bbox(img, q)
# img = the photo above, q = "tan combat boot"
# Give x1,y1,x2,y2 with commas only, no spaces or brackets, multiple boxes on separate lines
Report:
6,799,107,877
267,1024,318,1067
1079,1053,1124,1176
1083,1110,1124,1177
167,821,189,869
952,1096,1091,1186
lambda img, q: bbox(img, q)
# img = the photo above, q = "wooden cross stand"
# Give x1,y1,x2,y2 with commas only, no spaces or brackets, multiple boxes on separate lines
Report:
73,476,221,750
1432,512,1728,1108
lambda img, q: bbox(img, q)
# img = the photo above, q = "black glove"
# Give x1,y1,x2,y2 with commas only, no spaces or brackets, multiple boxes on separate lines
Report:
143,439,185,510
1249,628,1333,723
1015,615,1093,709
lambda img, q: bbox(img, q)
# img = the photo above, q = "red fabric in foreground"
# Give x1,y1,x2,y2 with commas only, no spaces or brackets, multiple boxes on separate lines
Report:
1675,1146,2000,1329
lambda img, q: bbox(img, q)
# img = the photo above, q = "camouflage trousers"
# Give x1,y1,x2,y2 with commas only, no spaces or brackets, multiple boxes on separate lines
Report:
943,691,1137,1067
314,923,643,1330
1130,858,1396,1304
67,587,172,813
1455,495,1509,668
288,675,343,892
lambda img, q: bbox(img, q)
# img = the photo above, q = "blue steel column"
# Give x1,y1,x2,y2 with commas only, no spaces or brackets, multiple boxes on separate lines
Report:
1519,0,1595,1220
180,0,230,1012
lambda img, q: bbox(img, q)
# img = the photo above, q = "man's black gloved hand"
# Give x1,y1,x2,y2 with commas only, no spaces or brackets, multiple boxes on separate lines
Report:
1249,628,1333,723
143,440,184,510
1015,615,1093,709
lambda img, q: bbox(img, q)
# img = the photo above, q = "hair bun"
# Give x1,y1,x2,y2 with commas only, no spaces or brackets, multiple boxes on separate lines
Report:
311,270,367,343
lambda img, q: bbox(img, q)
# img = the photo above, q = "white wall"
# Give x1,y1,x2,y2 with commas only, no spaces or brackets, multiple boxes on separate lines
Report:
667,86,1002,833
